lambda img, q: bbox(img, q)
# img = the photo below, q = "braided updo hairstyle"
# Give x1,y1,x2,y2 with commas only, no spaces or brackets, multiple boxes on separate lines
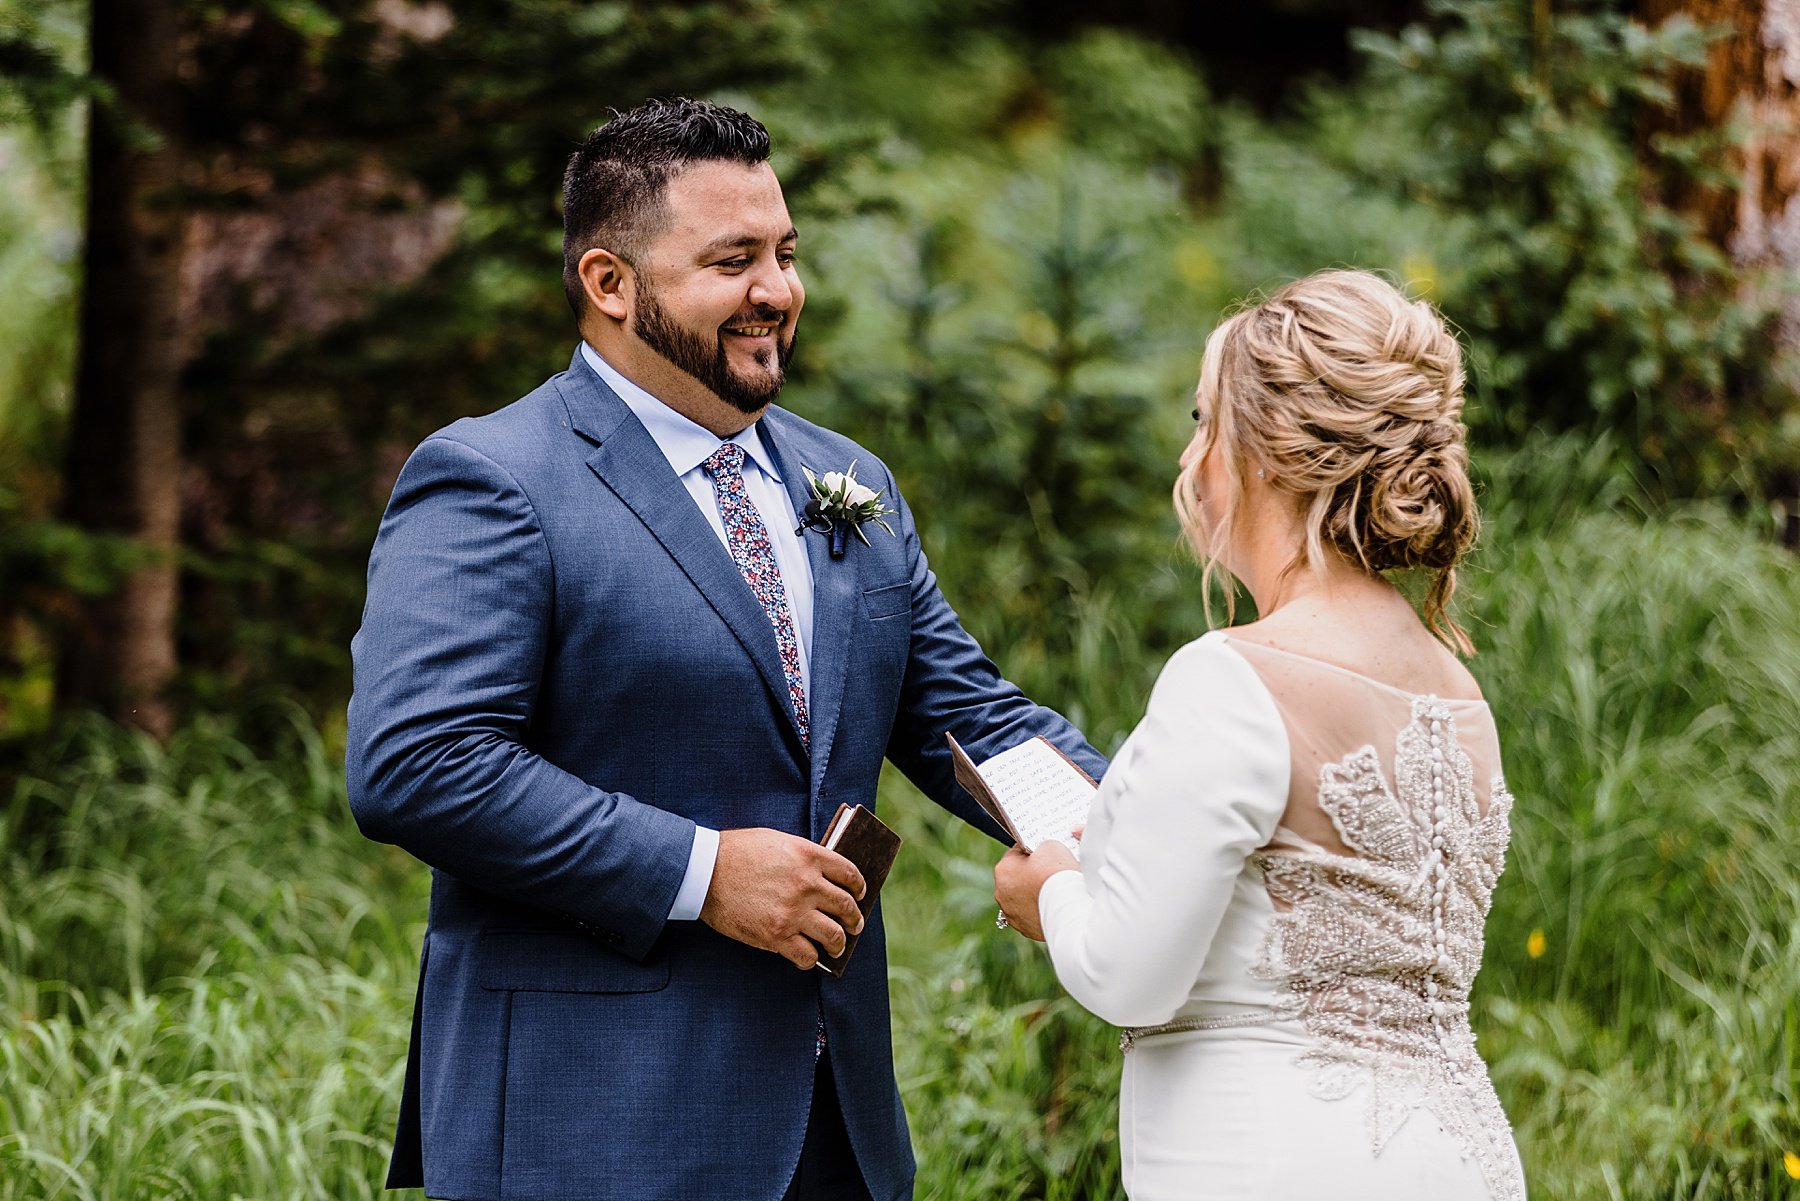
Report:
1174,269,1480,653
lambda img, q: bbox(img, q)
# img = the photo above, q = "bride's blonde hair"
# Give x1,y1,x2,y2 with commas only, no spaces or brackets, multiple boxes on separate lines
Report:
1174,269,1480,654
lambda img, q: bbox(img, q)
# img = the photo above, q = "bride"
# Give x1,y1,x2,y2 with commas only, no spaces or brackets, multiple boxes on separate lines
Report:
994,269,1526,1199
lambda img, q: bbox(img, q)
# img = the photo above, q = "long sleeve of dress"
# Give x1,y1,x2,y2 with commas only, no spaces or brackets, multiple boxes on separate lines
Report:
1037,633,1291,1028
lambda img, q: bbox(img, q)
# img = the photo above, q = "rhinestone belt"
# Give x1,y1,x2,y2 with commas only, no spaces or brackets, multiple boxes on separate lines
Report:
1119,1009,1291,1053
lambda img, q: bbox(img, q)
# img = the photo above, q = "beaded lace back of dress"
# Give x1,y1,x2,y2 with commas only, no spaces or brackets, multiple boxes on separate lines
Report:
1226,640,1525,1201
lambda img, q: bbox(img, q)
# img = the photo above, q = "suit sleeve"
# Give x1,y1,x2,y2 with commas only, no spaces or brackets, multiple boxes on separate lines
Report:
1037,637,1289,1027
345,435,692,960
879,476,1109,840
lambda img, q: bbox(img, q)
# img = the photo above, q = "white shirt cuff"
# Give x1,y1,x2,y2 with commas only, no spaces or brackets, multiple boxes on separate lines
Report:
666,824,720,921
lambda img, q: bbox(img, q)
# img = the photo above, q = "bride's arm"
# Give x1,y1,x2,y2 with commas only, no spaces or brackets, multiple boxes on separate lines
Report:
1034,636,1289,1028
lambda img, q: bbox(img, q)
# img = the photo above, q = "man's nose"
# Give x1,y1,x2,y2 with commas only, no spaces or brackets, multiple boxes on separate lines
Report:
746,259,793,311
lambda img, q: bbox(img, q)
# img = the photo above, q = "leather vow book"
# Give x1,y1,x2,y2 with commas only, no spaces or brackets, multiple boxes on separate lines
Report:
813,804,902,975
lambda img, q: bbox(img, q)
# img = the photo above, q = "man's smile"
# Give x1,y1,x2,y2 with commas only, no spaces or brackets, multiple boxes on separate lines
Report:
724,321,781,341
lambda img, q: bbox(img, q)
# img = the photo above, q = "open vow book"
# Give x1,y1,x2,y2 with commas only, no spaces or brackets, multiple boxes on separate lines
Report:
946,733,1098,860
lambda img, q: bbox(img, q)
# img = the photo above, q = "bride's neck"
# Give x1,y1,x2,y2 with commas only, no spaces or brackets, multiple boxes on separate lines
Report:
1232,506,1398,622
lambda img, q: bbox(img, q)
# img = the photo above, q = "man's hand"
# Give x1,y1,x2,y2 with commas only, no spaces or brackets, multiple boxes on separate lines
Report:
700,828,868,969
993,838,1081,942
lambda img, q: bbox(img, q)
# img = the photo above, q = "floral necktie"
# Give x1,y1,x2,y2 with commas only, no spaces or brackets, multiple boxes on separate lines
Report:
701,442,809,748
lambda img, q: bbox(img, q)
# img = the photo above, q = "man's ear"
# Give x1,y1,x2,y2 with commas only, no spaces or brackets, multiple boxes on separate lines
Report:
579,248,633,323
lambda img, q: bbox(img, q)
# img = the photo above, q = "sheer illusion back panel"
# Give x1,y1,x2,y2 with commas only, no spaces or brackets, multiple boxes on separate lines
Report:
1221,637,1504,863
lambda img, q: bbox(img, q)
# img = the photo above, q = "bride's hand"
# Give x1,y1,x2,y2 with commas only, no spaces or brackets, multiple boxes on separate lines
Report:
993,839,1081,942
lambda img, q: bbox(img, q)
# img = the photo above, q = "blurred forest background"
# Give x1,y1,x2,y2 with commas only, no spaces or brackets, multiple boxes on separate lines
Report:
2,0,1799,1196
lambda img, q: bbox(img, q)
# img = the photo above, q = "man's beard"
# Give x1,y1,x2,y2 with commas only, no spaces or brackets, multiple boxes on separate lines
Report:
633,276,795,415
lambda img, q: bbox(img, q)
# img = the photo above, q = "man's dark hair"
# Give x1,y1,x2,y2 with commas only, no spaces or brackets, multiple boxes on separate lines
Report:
561,97,772,320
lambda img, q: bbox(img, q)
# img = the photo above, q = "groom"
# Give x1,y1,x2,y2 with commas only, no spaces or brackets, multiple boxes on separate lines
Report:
346,97,1104,1201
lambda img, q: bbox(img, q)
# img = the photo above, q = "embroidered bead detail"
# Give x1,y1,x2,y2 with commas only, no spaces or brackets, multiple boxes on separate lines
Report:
1250,697,1523,1201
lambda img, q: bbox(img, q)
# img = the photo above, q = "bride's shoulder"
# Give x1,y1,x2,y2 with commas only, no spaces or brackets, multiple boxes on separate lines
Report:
1152,629,1274,698
1163,628,1243,669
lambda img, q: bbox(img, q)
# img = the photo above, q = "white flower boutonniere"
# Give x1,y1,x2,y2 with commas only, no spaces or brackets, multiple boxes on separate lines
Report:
800,461,896,558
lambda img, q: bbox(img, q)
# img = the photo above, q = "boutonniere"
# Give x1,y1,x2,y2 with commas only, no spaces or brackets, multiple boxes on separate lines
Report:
798,462,896,558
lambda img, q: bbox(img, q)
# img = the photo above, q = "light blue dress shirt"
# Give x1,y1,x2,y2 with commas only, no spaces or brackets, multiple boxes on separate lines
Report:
580,342,815,921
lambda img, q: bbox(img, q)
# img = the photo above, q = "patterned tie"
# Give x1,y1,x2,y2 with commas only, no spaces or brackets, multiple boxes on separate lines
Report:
702,442,809,748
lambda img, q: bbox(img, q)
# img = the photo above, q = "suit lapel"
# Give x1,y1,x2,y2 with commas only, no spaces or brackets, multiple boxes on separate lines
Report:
761,408,858,809
556,357,809,756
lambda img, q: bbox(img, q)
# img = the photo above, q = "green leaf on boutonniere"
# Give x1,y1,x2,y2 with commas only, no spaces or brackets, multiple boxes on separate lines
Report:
802,460,897,545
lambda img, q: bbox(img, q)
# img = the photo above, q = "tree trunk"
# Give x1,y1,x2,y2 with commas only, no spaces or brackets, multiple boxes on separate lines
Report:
57,0,187,738
1648,1,1800,318
1732,3,1800,354
1732,1,1800,546
1640,0,1800,327
1640,0,1800,539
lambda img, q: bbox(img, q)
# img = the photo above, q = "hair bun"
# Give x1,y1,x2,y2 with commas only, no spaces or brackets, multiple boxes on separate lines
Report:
1361,442,1474,572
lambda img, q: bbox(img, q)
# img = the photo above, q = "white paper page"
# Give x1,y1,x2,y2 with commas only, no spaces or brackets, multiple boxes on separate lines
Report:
977,738,1095,859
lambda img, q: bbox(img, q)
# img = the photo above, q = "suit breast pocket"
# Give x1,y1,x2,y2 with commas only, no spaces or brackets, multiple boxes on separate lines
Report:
862,582,911,621
476,929,671,994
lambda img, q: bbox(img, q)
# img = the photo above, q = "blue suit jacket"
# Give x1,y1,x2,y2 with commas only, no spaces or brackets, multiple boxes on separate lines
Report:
346,351,1105,1201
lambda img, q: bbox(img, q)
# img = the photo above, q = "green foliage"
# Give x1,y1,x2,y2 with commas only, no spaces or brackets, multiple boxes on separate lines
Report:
0,0,81,452
0,5,88,740
1173,0,1799,492
1040,29,1216,169
0,509,151,740
1343,0,1798,488
0,0,90,134
787,150,1209,681
0,714,424,1197
1467,444,1800,1196
0,125,78,456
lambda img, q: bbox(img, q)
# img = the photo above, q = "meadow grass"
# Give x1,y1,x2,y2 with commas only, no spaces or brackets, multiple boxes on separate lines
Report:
3,439,1798,1198
0,719,422,1199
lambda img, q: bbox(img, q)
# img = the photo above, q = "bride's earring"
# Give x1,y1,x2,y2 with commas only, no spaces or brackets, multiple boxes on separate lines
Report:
1256,468,1267,480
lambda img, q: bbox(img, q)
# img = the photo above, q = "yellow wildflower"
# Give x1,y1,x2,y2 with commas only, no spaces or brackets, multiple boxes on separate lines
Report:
1783,1150,1800,1179
1526,929,1547,960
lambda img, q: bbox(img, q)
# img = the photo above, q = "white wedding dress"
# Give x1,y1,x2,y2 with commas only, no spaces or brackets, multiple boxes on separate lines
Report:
1038,632,1525,1200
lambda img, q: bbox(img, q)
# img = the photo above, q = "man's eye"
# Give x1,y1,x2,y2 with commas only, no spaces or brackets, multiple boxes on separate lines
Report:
778,252,797,267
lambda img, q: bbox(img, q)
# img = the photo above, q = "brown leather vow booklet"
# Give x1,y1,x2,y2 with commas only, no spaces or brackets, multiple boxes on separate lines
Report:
814,804,902,976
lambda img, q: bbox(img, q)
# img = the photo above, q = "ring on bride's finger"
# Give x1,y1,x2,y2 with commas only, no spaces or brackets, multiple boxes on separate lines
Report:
995,910,1010,930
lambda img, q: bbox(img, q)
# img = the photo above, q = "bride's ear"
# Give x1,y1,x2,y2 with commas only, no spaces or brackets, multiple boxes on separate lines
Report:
579,248,633,322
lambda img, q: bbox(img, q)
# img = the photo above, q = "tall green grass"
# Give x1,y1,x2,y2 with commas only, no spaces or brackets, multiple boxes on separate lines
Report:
3,440,1798,1198
1469,441,1800,1199
0,719,423,1199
